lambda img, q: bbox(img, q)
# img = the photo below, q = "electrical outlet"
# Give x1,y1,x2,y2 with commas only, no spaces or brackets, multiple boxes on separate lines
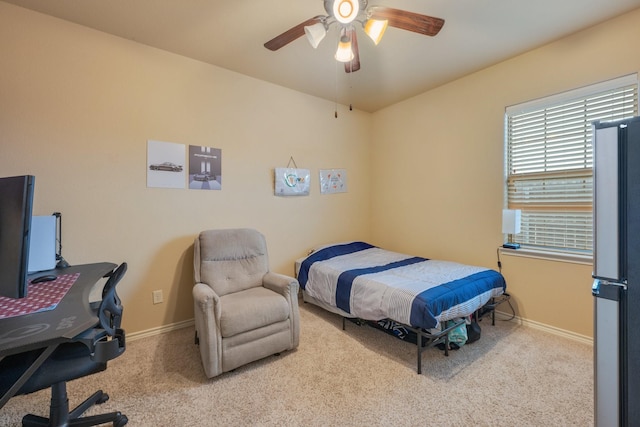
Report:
152,290,163,305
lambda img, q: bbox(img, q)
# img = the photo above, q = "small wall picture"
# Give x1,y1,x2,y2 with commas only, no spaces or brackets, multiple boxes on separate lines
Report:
319,169,347,194
188,145,222,190
147,140,186,189
274,167,310,197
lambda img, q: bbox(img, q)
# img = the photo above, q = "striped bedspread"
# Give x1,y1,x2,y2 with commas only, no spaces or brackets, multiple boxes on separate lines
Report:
297,242,506,330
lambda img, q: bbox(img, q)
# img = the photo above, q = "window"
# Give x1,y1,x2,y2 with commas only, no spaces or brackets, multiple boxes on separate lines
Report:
505,75,638,259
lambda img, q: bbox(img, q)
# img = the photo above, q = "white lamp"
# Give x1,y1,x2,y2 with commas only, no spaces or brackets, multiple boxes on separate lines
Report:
502,209,522,249
335,35,354,62
304,22,327,49
364,19,388,45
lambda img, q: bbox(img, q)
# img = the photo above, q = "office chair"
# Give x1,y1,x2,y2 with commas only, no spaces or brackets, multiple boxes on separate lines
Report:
0,262,128,427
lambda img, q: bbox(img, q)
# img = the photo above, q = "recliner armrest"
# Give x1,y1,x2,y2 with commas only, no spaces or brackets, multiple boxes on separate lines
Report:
193,282,221,319
193,282,219,303
263,272,299,297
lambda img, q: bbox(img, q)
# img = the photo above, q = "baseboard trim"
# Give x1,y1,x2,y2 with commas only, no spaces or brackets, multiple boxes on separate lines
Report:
125,314,593,346
127,318,194,342
495,311,593,346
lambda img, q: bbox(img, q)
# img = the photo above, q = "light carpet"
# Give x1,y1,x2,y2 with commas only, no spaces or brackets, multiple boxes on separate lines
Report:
1,302,593,426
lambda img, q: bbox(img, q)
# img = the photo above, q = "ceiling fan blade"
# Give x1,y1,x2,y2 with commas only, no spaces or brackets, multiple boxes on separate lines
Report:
345,28,361,73
264,17,323,51
369,7,444,36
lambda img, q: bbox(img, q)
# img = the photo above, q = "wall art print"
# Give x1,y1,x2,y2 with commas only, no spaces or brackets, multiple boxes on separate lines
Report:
147,140,186,189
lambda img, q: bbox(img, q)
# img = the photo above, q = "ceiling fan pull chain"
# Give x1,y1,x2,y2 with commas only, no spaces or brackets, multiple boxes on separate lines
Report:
348,57,353,111
335,59,339,118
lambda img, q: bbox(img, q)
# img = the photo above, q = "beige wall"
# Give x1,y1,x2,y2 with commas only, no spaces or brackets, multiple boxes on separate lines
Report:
0,3,372,334
371,8,640,339
3,2,640,339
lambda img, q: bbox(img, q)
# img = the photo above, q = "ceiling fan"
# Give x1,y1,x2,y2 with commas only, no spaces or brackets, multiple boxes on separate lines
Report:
264,0,445,73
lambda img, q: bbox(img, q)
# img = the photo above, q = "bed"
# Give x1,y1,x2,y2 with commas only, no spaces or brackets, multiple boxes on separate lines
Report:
295,241,508,373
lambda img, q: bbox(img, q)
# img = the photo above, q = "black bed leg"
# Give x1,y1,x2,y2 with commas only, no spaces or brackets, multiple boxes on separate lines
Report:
417,334,422,374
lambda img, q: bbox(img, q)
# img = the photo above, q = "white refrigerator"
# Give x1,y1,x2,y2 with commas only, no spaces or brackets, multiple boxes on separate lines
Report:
592,116,640,426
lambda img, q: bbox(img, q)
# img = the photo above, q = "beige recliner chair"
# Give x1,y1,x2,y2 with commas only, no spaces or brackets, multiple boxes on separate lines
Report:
193,228,300,378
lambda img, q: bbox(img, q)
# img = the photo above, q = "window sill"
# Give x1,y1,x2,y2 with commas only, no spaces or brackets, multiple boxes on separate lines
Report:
499,246,592,266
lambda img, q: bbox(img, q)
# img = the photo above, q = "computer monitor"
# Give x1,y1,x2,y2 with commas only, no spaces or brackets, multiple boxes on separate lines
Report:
0,175,35,299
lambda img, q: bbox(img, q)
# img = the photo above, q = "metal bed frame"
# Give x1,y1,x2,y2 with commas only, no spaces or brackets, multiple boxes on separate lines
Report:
338,293,511,374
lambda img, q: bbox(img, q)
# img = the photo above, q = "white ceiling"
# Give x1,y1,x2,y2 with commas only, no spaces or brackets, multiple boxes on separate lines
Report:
4,0,640,112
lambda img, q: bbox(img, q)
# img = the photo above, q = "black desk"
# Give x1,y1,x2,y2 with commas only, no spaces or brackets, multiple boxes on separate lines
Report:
0,262,117,409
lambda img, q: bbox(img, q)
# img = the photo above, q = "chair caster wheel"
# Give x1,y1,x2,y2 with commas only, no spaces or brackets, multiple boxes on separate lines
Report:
114,414,128,426
97,393,110,404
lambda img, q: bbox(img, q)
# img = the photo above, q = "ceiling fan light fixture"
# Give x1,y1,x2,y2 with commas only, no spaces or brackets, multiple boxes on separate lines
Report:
364,18,388,45
334,35,354,62
304,22,327,48
333,0,359,24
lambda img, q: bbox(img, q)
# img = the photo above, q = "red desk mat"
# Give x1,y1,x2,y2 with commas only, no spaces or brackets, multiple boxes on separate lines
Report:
0,273,80,319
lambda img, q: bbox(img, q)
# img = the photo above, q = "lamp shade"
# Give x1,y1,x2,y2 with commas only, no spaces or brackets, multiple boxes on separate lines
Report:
364,19,388,45
335,35,354,62
502,209,522,234
304,22,327,49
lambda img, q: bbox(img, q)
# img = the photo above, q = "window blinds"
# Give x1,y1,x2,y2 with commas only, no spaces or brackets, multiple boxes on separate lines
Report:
505,75,638,255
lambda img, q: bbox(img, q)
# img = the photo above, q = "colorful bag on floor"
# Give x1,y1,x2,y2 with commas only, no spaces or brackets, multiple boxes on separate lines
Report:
447,319,468,347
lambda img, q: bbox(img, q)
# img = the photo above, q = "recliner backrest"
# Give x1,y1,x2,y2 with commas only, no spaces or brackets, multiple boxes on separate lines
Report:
195,228,269,297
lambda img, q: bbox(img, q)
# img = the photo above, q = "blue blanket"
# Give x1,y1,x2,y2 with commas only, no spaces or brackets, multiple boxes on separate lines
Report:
298,242,506,330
